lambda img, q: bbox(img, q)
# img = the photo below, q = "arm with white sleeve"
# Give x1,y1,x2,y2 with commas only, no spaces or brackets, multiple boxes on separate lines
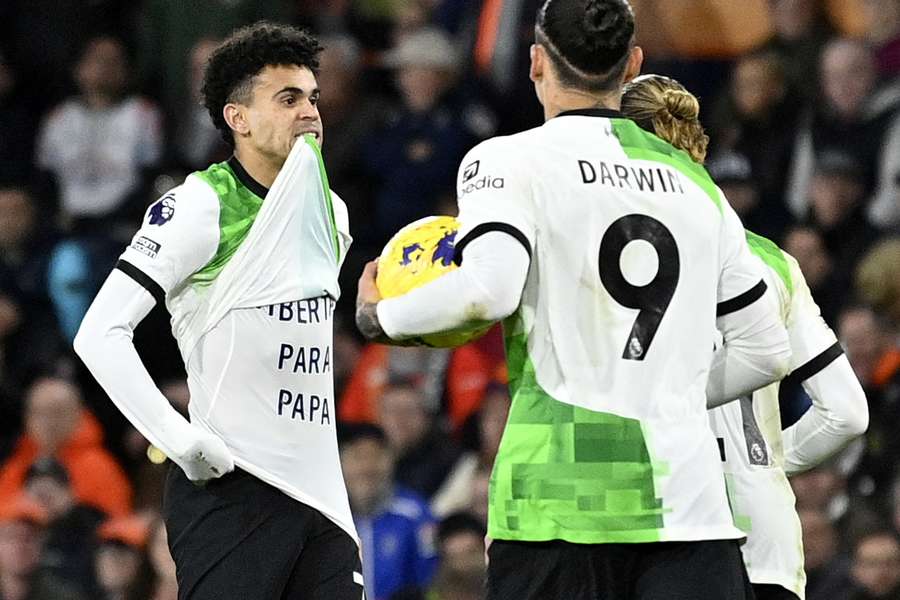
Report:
779,258,868,474
706,201,792,407
73,181,233,482
365,139,533,340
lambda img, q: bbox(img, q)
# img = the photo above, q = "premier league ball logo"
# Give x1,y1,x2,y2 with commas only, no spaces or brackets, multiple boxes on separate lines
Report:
149,196,176,225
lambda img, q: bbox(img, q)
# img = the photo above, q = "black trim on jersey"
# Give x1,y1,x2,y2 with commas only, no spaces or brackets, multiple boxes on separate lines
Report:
453,222,532,266
716,280,767,317
555,108,623,119
116,260,165,306
716,437,726,462
784,341,845,386
228,156,270,199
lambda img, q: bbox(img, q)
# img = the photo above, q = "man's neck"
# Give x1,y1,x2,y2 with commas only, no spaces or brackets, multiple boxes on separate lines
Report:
543,88,621,121
353,488,393,518
82,91,116,110
232,147,283,189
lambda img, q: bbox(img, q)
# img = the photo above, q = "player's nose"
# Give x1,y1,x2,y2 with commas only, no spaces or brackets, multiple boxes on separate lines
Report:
297,100,319,121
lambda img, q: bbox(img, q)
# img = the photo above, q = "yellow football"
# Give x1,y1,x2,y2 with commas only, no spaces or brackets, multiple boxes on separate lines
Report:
376,216,492,348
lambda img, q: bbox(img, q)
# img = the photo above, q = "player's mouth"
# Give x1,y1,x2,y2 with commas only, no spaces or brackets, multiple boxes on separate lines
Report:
294,130,320,140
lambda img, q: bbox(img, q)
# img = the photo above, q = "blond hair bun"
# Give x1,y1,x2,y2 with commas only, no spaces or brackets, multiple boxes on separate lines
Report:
660,88,700,121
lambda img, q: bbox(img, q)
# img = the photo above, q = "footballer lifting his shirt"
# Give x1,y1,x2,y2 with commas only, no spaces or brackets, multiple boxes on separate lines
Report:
76,23,362,600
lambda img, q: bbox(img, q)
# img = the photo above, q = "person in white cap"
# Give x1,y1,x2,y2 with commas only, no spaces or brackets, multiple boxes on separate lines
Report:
362,27,496,245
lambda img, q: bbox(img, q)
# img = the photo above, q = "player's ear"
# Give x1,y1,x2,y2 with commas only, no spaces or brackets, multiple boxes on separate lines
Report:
224,103,250,137
622,46,644,85
529,43,544,83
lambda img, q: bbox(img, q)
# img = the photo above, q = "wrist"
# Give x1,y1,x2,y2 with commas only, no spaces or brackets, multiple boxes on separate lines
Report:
356,299,386,341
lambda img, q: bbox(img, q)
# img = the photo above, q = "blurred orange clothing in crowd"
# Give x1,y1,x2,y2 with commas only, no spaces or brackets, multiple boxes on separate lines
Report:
0,411,133,517
339,338,501,433
630,0,867,58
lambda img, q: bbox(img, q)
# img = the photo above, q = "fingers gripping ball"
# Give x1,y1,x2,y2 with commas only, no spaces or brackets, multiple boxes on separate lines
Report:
376,216,492,348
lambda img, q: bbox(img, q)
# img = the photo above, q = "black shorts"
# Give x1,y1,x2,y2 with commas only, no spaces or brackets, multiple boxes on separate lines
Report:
163,465,363,600
751,584,799,600
486,538,752,600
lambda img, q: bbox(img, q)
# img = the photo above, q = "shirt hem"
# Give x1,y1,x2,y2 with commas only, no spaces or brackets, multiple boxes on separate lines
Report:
233,457,360,546
486,524,746,545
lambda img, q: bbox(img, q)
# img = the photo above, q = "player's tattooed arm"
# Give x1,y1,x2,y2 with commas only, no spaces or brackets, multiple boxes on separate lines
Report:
356,300,386,341
356,260,421,346
356,260,389,342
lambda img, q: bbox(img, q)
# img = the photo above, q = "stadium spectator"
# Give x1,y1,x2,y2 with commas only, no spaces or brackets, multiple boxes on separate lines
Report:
839,306,900,492
839,306,900,392
135,0,292,120
94,515,152,600
316,33,381,216
432,381,510,518
801,507,855,600
361,27,494,246
435,512,486,579
466,465,491,526
804,151,881,289
388,511,487,600
145,519,177,600
705,151,778,239
339,423,437,600
849,528,900,599
862,0,900,76
378,381,462,498
316,33,390,318
786,38,898,220
0,184,65,397
23,458,103,595
36,35,163,229
339,344,494,435
0,495,86,600
759,0,835,103
856,238,900,326
783,225,843,325
170,38,228,172
0,377,133,517
708,50,800,238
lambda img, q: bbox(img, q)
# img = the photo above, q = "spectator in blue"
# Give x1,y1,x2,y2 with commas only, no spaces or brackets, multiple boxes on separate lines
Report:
339,423,437,600
390,511,487,600
361,27,495,247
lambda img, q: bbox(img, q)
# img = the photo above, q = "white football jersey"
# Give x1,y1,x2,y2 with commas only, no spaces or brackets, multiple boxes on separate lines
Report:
118,153,356,542
455,109,769,544
709,234,841,599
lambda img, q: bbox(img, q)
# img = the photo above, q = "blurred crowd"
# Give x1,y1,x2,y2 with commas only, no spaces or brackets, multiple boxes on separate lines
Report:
1,1,900,599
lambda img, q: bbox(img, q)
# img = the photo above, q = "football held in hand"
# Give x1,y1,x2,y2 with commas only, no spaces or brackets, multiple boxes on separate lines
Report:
376,216,493,347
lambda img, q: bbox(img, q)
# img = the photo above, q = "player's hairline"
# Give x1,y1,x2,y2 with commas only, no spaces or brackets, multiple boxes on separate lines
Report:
533,22,634,90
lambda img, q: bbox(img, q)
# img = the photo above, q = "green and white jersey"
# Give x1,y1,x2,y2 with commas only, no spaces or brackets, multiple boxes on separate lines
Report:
118,140,356,541
709,232,840,599
454,109,767,544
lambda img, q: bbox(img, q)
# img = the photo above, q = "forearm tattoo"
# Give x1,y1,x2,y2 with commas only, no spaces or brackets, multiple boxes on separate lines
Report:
356,300,385,341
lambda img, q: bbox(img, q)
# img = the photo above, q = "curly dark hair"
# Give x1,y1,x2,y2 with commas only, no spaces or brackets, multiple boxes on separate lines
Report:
201,21,324,146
